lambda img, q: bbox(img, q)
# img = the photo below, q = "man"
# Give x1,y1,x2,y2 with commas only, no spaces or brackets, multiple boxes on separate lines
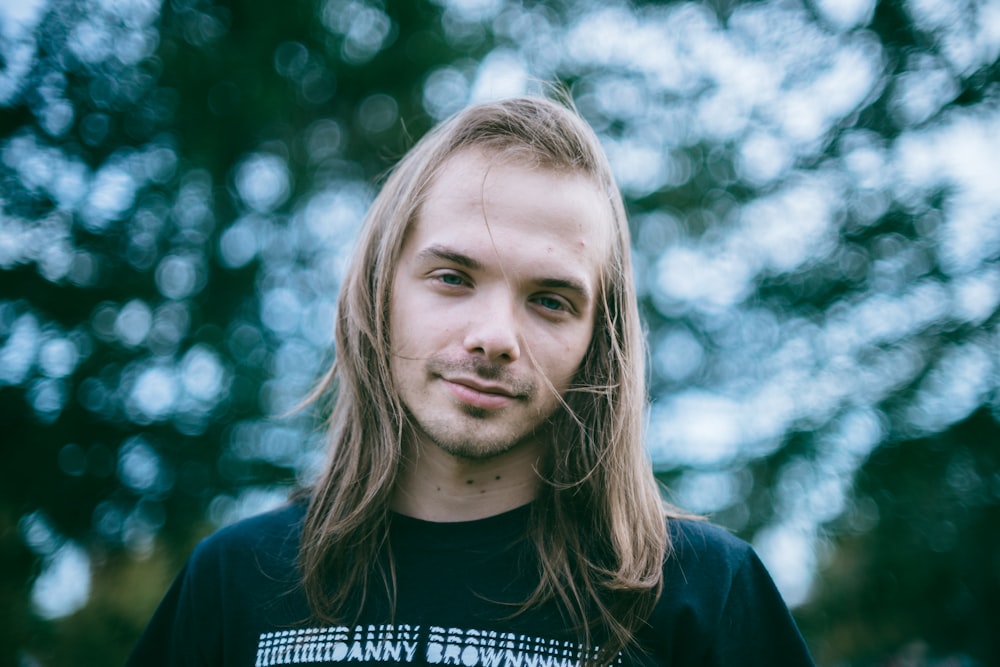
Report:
130,97,815,666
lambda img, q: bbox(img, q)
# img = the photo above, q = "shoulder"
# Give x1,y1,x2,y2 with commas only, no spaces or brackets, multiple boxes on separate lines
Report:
662,517,777,603
645,518,815,665
658,517,758,605
666,517,753,572
188,501,306,578
127,503,310,666
207,501,305,542
668,517,746,551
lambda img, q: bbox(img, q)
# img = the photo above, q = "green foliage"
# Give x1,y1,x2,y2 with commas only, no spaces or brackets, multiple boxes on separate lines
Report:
1,0,998,664
799,408,1000,665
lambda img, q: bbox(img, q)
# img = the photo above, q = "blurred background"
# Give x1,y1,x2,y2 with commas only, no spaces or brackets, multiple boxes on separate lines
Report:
1,0,998,664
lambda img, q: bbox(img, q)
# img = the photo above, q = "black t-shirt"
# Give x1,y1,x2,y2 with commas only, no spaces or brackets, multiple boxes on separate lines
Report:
128,503,815,666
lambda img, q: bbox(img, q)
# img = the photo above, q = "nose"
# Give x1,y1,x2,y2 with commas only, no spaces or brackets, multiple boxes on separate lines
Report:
463,293,521,362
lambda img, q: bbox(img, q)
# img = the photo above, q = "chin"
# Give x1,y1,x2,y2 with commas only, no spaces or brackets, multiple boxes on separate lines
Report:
418,420,539,462
430,433,528,461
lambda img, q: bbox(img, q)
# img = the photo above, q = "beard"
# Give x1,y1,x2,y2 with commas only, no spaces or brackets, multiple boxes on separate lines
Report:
417,422,536,461
399,355,560,461
406,407,553,461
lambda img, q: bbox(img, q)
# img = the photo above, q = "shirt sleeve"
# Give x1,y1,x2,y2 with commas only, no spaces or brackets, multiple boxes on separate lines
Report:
707,546,815,666
126,541,223,667
646,520,816,666
126,504,306,666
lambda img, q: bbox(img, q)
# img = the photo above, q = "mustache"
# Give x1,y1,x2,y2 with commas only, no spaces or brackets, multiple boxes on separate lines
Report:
425,356,537,398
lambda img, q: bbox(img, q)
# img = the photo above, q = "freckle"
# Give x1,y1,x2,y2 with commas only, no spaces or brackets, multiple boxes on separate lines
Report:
480,489,486,494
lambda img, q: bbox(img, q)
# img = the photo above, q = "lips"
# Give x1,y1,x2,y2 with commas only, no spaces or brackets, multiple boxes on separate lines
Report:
442,376,520,410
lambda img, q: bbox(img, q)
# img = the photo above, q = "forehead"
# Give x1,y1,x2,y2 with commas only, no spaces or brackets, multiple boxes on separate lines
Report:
410,149,614,263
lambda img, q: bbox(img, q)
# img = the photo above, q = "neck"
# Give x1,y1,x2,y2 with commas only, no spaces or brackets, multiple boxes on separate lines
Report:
391,438,543,522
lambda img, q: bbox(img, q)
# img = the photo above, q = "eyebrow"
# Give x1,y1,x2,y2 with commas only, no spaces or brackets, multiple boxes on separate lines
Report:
416,243,593,303
415,244,483,271
535,277,592,303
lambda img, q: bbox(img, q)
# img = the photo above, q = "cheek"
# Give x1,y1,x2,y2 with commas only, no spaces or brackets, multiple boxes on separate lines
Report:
388,308,416,363
389,297,456,358
544,330,594,389
388,282,420,348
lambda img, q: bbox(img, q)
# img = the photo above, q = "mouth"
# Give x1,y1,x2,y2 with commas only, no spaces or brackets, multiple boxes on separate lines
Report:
441,376,521,410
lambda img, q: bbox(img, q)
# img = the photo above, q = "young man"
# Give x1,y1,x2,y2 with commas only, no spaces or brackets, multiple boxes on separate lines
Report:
129,97,815,666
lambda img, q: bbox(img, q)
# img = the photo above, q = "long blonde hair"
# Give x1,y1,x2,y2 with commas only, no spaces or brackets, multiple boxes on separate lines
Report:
300,96,671,664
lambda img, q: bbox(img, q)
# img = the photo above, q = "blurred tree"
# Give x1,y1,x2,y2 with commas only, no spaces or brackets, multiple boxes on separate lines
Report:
798,408,1000,666
1,0,469,663
1,0,998,665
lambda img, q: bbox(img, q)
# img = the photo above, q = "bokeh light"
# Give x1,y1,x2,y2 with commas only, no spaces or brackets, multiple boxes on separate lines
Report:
2,0,999,663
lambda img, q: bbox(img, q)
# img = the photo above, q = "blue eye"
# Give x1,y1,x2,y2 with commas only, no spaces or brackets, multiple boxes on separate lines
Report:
535,296,565,311
438,273,466,286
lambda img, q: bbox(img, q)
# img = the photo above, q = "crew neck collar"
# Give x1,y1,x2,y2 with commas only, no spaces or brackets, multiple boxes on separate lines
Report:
389,502,532,549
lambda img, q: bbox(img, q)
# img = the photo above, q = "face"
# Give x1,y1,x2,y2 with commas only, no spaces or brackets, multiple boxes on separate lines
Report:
388,149,612,462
